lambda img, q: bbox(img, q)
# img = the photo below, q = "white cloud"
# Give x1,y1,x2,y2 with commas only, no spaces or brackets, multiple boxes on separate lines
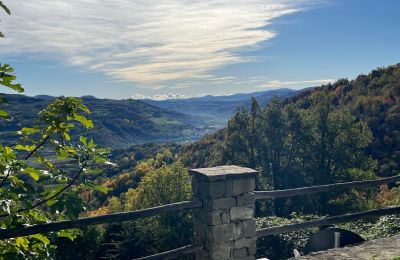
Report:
130,93,150,100
257,79,335,88
131,92,188,100
1,0,309,86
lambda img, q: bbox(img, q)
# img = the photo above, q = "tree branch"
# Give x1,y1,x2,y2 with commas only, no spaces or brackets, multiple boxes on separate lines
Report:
25,135,49,160
0,161,88,218
0,135,50,189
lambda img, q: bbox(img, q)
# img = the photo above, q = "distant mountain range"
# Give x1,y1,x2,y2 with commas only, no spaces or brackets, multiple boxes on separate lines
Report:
0,89,296,147
144,89,297,128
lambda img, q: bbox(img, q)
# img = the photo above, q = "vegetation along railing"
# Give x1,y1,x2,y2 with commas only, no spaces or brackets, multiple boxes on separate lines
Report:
1,165,400,259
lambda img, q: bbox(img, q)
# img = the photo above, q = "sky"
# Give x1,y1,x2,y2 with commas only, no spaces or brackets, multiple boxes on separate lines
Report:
1,0,399,100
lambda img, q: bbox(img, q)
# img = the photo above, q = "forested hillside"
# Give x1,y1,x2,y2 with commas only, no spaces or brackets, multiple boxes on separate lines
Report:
0,95,200,147
290,65,400,177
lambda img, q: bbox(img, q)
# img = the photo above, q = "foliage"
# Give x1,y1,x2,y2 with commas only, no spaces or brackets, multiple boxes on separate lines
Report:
183,94,375,216
1,6,111,257
256,214,320,260
54,225,106,260
57,152,193,259
0,93,111,258
119,161,192,259
124,161,191,210
292,65,400,176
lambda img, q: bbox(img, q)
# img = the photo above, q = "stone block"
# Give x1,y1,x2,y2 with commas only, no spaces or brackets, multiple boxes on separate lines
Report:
235,222,243,239
235,237,253,249
190,165,258,181
248,239,257,255
232,178,255,195
232,257,254,260
206,197,236,210
193,217,207,241
203,241,219,251
225,178,233,197
195,250,210,260
236,192,255,206
198,210,222,226
210,242,233,259
230,207,254,220
198,180,226,197
210,250,231,260
221,212,230,224
233,248,248,258
210,223,236,243
191,177,199,195
243,219,256,238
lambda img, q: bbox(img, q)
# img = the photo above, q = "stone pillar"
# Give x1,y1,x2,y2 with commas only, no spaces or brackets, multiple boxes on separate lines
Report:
190,165,257,260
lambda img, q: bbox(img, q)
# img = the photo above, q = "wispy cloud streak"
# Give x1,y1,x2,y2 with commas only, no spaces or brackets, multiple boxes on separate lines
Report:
256,79,335,88
1,0,308,86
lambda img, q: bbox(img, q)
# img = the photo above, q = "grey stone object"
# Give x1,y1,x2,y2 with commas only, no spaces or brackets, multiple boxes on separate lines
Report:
190,165,258,260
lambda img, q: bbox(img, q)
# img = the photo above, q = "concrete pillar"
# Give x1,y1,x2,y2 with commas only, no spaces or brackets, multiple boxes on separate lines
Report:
190,165,257,260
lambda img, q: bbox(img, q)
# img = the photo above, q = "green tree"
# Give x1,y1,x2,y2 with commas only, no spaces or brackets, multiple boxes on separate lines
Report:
261,97,287,216
120,161,192,258
0,3,112,258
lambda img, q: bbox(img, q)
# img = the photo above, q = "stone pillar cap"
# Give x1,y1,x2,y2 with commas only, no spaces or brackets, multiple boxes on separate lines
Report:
189,165,257,181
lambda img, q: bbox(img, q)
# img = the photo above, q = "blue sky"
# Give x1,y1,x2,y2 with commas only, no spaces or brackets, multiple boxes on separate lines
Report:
1,0,399,100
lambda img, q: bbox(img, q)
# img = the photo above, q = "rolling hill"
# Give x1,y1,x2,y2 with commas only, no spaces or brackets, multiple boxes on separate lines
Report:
0,95,201,148
144,88,297,128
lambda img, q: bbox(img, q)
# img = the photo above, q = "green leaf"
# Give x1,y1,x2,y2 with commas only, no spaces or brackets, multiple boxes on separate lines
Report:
57,229,79,241
30,234,50,245
46,199,58,207
15,144,35,151
74,114,93,129
85,168,103,175
63,132,71,141
67,148,78,155
20,127,39,135
79,136,87,145
3,146,16,159
96,185,108,194
24,168,41,181
0,110,9,117
16,237,29,250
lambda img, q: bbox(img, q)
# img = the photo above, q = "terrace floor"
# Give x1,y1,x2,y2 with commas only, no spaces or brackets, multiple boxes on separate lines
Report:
292,234,400,260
